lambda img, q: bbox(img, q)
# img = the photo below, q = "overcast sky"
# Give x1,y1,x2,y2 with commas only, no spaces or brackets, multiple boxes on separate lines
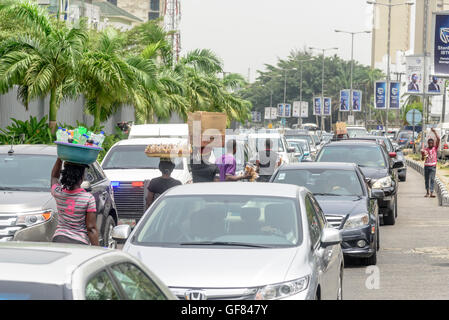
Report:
180,0,375,82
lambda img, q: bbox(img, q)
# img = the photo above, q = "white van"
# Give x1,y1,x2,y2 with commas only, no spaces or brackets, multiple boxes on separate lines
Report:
128,124,188,139
247,133,297,165
101,138,192,220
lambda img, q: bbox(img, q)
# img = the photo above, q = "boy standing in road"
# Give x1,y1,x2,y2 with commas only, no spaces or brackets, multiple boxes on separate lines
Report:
216,140,249,182
421,128,440,198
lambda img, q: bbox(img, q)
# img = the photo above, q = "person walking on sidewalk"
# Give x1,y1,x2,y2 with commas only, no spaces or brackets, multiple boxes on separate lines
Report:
421,128,440,198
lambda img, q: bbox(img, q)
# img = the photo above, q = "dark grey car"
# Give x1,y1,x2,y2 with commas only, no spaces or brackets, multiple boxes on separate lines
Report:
0,145,118,247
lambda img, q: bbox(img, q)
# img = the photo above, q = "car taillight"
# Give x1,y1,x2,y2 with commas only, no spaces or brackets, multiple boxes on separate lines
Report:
444,144,448,150
132,181,144,187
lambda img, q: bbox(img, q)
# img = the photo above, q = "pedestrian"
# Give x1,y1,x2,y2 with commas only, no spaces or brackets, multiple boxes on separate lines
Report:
146,160,182,210
189,146,220,183
50,158,99,246
256,139,281,182
421,128,440,198
215,139,249,181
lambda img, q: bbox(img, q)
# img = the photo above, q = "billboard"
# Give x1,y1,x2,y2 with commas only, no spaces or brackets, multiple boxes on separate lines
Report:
323,98,331,116
340,90,350,112
406,55,443,95
277,104,284,117
270,107,277,119
284,103,292,118
300,101,309,118
313,97,322,115
375,81,387,109
264,107,271,120
390,81,401,109
433,12,449,76
352,90,362,112
292,101,301,117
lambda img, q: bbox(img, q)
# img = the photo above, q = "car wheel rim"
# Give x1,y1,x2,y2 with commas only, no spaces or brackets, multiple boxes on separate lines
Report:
107,224,116,249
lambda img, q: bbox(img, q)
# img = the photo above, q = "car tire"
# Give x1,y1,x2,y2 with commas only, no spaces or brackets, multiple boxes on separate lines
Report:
101,215,117,248
383,197,396,226
376,220,380,251
363,251,377,266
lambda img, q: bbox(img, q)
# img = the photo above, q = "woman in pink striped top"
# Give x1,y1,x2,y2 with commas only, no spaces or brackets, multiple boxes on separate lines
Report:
421,128,440,198
50,159,99,245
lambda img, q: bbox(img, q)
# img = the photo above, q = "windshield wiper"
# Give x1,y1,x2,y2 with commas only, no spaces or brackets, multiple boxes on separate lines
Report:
180,241,269,248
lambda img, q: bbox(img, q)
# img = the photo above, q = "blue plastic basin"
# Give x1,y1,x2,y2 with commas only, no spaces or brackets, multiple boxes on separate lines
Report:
55,142,103,165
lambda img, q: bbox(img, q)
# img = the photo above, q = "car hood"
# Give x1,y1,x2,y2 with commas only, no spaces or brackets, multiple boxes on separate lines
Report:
315,196,367,217
124,245,299,288
103,169,187,182
0,191,53,213
359,167,389,180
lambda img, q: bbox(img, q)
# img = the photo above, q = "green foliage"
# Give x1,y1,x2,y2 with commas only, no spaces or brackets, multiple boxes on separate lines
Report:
0,115,52,144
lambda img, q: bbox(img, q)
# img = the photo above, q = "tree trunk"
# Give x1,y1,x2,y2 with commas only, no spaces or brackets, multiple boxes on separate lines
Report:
49,87,58,134
94,102,101,131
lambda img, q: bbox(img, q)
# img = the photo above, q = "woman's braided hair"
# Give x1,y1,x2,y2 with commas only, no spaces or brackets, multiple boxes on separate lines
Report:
60,162,87,191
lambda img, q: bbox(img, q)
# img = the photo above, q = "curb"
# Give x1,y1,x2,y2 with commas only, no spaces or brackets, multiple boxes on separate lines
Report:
405,158,449,207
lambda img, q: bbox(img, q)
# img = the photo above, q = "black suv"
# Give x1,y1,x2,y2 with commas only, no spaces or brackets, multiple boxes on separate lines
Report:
271,162,383,265
316,140,404,225
0,145,118,247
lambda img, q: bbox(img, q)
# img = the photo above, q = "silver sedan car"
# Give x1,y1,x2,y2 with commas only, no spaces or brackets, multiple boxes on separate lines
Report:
116,183,344,300
0,242,176,300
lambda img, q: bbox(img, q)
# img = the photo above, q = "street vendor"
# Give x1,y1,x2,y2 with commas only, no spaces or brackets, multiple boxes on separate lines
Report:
189,146,220,183
216,140,250,182
146,160,182,209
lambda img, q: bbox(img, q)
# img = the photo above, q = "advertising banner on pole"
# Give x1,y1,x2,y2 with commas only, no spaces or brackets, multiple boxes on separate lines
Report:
390,81,401,109
406,55,444,95
264,107,271,120
375,81,387,109
270,107,277,119
277,104,284,117
352,90,362,112
284,104,292,118
292,101,301,117
313,97,322,115
433,12,449,76
323,98,331,116
301,101,309,118
340,90,350,112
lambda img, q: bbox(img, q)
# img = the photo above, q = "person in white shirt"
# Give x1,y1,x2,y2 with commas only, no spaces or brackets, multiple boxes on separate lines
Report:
256,139,281,182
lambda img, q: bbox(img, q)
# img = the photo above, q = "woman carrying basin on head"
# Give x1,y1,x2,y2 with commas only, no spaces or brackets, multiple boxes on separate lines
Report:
50,158,99,246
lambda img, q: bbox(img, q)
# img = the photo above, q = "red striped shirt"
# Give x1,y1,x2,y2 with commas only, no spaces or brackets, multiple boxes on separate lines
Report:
51,184,96,244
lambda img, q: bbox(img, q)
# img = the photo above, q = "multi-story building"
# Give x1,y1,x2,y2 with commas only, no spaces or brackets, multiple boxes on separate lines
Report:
109,0,166,22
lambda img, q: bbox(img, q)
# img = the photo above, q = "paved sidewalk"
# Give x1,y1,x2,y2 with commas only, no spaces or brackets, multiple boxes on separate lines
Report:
344,168,449,299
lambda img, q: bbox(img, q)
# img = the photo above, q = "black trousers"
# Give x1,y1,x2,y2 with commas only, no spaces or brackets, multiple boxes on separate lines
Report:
53,235,87,245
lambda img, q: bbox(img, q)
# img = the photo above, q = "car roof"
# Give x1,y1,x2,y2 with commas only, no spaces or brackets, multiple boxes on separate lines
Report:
164,182,304,198
247,133,282,138
279,162,358,171
114,138,188,146
325,140,379,146
0,242,113,284
0,145,56,156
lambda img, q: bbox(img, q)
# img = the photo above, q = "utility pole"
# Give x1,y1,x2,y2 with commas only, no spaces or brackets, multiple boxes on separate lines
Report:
423,0,429,149
298,59,308,127
442,80,447,124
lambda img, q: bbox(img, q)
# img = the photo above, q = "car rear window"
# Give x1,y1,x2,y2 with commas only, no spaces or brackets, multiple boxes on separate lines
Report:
317,144,387,168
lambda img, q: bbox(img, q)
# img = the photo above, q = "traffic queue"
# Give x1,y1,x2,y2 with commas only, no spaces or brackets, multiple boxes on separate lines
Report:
0,114,407,300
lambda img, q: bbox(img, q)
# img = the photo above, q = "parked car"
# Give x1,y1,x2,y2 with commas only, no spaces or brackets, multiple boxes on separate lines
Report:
316,140,404,226
346,126,368,138
0,145,117,247
350,136,407,182
101,138,192,221
128,123,188,139
116,183,344,300
0,242,176,300
271,162,383,265
247,133,297,165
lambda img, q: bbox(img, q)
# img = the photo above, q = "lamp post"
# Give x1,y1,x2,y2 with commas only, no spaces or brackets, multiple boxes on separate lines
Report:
334,30,371,124
298,59,309,127
309,47,338,133
367,0,414,133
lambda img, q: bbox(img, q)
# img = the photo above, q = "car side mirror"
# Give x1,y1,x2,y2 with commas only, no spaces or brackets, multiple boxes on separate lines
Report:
112,225,131,244
320,228,342,248
392,160,404,169
365,177,372,186
371,189,385,199
80,181,92,192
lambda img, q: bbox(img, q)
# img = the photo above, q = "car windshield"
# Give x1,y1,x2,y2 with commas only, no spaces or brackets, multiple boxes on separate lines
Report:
398,132,413,139
286,135,314,146
134,195,302,248
0,281,63,299
288,142,303,154
347,128,368,138
273,169,363,197
311,135,320,145
0,154,55,192
102,145,183,170
317,145,387,168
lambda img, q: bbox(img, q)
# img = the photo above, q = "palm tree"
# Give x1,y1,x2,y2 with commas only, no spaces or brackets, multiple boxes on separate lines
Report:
0,0,87,132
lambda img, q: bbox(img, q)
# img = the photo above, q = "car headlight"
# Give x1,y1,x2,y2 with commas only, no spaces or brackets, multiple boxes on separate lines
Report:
343,213,370,230
16,210,53,227
372,176,392,189
255,276,309,300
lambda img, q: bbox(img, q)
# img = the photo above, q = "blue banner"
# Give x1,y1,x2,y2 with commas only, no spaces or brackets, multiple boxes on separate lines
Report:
390,81,400,109
340,90,350,112
313,97,322,115
434,13,449,76
323,98,331,116
352,90,362,112
284,104,291,117
277,104,284,117
375,81,387,109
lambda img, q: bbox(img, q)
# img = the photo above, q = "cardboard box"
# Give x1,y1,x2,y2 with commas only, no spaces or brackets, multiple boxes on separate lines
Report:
335,122,347,135
188,112,227,147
